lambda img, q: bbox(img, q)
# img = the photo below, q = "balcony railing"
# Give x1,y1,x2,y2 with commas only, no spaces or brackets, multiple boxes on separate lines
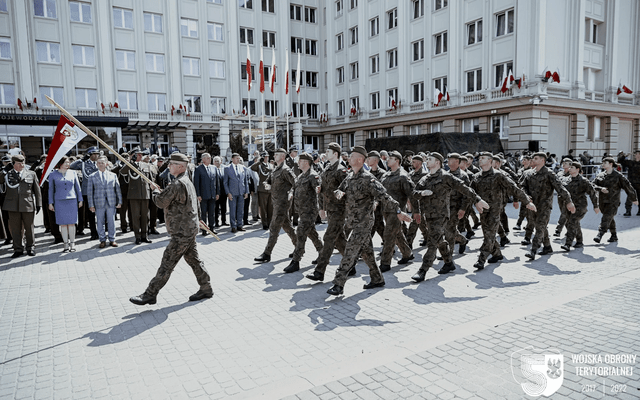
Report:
185,114,203,121
463,93,486,103
149,112,168,120
334,117,345,123
409,103,424,112
491,89,512,99
120,111,139,119
369,111,380,118
77,110,99,117
0,106,16,114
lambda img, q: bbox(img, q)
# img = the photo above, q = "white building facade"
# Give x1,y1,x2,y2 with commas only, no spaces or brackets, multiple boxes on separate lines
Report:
0,0,639,163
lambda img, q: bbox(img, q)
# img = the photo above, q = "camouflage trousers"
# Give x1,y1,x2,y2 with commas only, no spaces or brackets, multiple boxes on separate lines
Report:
418,216,451,272
529,206,552,251
477,209,503,263
314,210,347,274
333,221,383,288
406,217,428,247
264,206,297,255
380,212,412,265
598,202,619,235
625,182,640,211
555,201,568,234
445,209,467,255
458,204,478,233
144,235,211,297
292,214,323,262
564,207,587,245
516,203,528,226
371,205,385,240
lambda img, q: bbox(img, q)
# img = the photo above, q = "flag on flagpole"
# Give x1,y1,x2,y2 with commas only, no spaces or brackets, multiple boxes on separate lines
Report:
500,68,509,93
270,47,276,93
259,46,265,94
295,51,301,94
443,85,450,101
285,51,289,95
246,44,252,91
541,66,551,82
433,88,442,106
508,69,515,86
623,85,633,94
39,115,87,186
552,68,560,83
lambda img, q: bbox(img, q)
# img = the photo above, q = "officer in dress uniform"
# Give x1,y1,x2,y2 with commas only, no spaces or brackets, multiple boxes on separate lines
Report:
70,146,100,240
120,148,154,245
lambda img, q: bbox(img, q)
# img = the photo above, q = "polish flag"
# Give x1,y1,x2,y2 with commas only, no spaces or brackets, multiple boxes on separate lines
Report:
259,46,265,94
623,85,633,94
295,51,301,94
542,66,552,81
552,69,560,84
508,69,515,86
285,52,289,95
39,116,87,186
517,71,525,89
246,44,252,91
500,69,510,93
270,47,276,93
434,87,442,106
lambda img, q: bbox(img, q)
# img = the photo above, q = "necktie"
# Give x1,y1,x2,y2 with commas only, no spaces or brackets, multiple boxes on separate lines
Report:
235,166,239,177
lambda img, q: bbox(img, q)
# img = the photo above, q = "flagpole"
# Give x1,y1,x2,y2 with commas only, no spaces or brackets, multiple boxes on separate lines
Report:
261,91,265,154
43,95,221,241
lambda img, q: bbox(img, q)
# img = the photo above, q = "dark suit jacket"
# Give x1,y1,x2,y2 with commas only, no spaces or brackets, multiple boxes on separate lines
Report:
194,164,219,200
0,169,42,213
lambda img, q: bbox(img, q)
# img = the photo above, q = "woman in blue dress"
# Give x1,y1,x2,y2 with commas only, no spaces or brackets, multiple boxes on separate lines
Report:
48,156,83,252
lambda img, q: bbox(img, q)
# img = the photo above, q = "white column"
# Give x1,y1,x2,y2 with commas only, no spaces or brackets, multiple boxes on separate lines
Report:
219,119,230,159
293,122,302,151
167,0,183,108
12,1,35,100
95,0,116,106
186,129,194,157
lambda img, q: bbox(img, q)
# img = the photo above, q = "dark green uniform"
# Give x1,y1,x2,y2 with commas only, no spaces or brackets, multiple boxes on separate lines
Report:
369,167,386,240
406,167,428,246
291,169,323,262
263,162,297,255
593,169,638,239
617,155,640,214
554,170,571,235
445,168,471,254
379,168,416,266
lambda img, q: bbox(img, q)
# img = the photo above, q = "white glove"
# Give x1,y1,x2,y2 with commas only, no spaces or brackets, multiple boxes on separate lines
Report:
263,183,271,190
420,190,433,197
334,190,345,200
288,192,293,201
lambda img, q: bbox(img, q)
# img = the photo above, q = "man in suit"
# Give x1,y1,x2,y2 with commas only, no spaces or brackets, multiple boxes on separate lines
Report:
223,153,249,233
0,154,42,258
120,148,153,245
70,146,100,240
213,156,227,227
193,153,219,235
88,156,122,248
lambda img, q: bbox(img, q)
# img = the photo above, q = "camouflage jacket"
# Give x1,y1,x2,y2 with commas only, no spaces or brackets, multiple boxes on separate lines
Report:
448,168,472,211
380,168,418,213
413,168,481,219
408,168,427,213
285,156,301,176
521,166,572,209
153,172,200,238
563,174,598,211
266,162,296,209
318,160,347,212
294,168,321,216
470,168,530,211
338,168,400,228
593,169,638,205
369,167,385,181
617,157,640,185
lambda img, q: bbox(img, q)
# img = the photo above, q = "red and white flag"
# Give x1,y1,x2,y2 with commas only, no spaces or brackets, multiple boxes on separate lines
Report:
246,44,252,91
259,46,265,94
295,51,301,94
39,115,87,186
517,70,525,89
508,69,515,86
434,87,442,106
552,68,560,83
500,69,509,93
617,83,633,95
270,47,276,93
542,66,552,81
285,51,289,95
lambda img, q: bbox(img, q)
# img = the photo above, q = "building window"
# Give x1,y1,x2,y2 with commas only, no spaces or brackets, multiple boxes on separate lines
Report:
306,103,318,119
588,116,603,141
434,76,447,92
412,82,424,102
0,38,9,60
385,128,393,137
240,27,254,44
336,33,343,50
434,32,447,55
585,19,602,45
430,122,442,133
492,115,509,139
146,53,164,73
467,20,482,45
72,45,94,66
370,92,380,110
116,50,135,70
433,0,447,11
0,84,15,105
370,17,379,37
209,60,225,78
350,0,357,9
147,93,166,111
239,0,253,9
0,0,7,12
496,9,514,37
305,39,317,55
387,8,397,29
292,102,304,118
494,61,513,87
337,67,344,84
36,41,61,64
349,62,359,80
412,40,424,61
370,54,379,74
462,118,479,133
387,88,398,108
184,96,201,113
40,86,64,107
412,0,424,19
337,100,345,116
240,63,255,80
387,48,397,69
290,4,302,20
242,99,256,114
74,88,96,109
35,0,56,19
350,97,359,112
211,97,226,114
118,91,137,110
264,100,278,116
409,125,421,135
113,7,133,29
263,66,275,82
335,134,343,147
305,7,317,23
336,0,343,16
349,133,355,148
261,0,274,13
291,37,303,53
466,69,482,92
305,72,318,88
144,13,162,33
349,26,358,45
263,31,276,48
208,23,223,41
69,1,91,23
181,18,198,38
207,0,222,3
292,69,303,87
368,130,378,139
303,135,320,150
183,57,200,76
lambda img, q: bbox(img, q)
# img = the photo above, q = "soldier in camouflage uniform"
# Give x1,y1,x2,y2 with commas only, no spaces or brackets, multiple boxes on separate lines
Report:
411,153,488,281
444,153,471,255
521,152,575,260
592,157,638,243
366,151,386,241
618,150,640,216
492,156,516,247
327,146,412,296
406,155,428,247
458,154,480,237
470,152,535,270
130,153,213,305
283,153,324,273
514,155,532,230
560,162,599,251
254,148,298,263
553,158,573,237
286,146,301,226
307,143,350,282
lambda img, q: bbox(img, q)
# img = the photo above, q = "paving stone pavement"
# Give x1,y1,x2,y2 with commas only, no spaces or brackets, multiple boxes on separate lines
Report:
1,198,639,399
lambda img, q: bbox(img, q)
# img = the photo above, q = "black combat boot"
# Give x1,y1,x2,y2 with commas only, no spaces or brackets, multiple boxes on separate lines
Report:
474,259,485,270
363,280,385,289
189,288,214,302
411,268,428,282
438,262,456,274
306,271,324,281
129,293,157,306
327,285,344,295
623,210,632,217
593,232,603,243
254,253,271,262
500,236,510,247
608,234,618,242
561,243,571,251
397,254,415,264
379,264,391,273
539,246,553,255
283,260,300,273
521,238,531,245
524,249,537,260
573,242,584,248
487,255,504,264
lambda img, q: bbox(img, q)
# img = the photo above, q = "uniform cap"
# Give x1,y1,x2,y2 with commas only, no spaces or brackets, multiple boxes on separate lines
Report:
141,149,150,156
327,142,341,153
298,152,313,162
466,154,475,161
260,151,269,157
562,158,573,164
1,155,11,162
404,150,415,156
602,157,616,164
379,150,389,157
86,146,100,154
351,145,368,158
412,155,424,162
157,157,165,161
11,154,25,163
367,150,381,159
388,150,403,161
570,161,582,169
169,153,189,163
492,155,502,163
274,148,287,154
430,152,445,166
532,151,547,159
447,153,462,160
289,145,298,153
478,151,493,158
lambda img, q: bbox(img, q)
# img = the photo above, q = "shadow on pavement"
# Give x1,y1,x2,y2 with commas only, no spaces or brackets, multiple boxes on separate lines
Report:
402,272,486,305
465,263,539,290
522,260,582,276
307,290,399,331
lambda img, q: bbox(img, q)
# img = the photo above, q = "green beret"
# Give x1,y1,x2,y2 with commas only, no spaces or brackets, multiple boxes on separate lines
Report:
447,153,462,160
298,152,313,162
430,152,445,166
351,145,368,158
412,155,424,162
367,150,381,159
532,152,547,159
274,148,287,154
478,152,493,158
388,150,402,161
327,142,341,153
570,161,582,169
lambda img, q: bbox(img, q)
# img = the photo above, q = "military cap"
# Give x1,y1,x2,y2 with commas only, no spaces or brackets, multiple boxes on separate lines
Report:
312,153,319,160
380,150,389,157
86,146,100,154
368,150,381,159
532,151,547,159
388,150,403,161
523,154,532,160
341,151,348,156
141,149,150,156
1,155,11,162
412,155,424,162
11,154,25,163
169,152,189,163
570,161,582,170
562,158,573,164
298,152,313,162
404,150,415,156
289,145,298,153
351,145,368,158
260,151,268,157
231,152,240,158
478,151,493,158
461,151,469,156
602,157,616,165
274,148,287,154
429,152,445,166
327,142,341,153
157,156,165,161
447,153,463,160
492,155,502,162
466,154,475,161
